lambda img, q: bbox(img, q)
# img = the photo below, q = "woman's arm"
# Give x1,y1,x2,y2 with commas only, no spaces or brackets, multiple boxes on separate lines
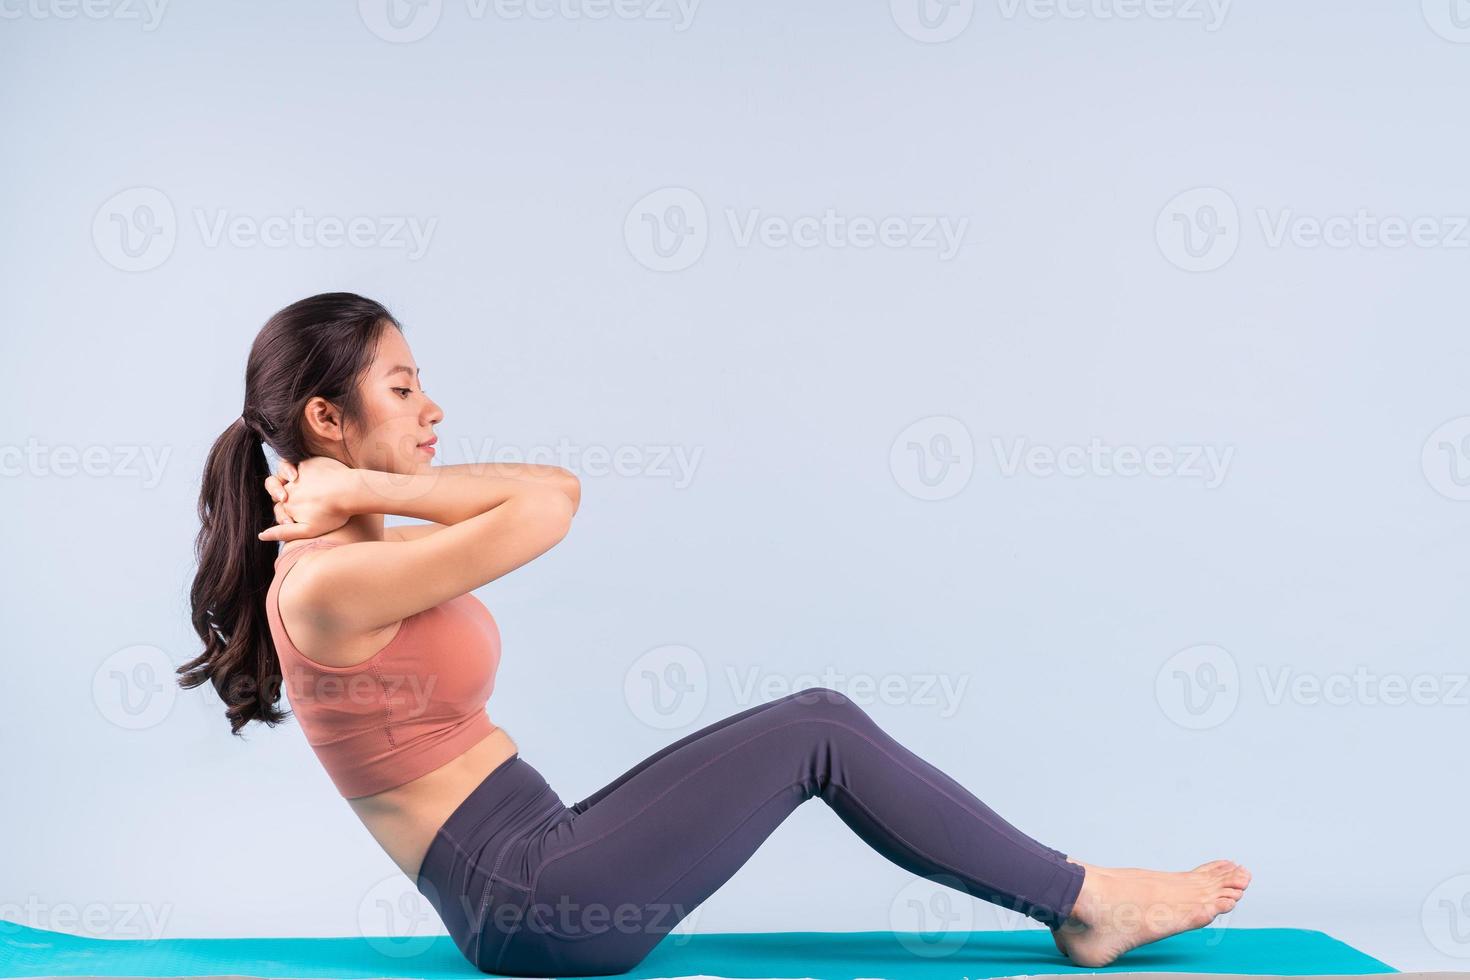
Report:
280,466,575,633
433,462,580,514
385,466,578,541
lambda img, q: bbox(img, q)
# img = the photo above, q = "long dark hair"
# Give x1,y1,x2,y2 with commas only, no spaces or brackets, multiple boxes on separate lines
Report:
178,292,399,735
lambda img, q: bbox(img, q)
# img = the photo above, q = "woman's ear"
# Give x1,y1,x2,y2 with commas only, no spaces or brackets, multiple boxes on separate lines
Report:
302,395,344,445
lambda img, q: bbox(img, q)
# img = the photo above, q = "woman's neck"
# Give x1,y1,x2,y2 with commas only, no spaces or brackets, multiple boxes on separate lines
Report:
331,512,386,543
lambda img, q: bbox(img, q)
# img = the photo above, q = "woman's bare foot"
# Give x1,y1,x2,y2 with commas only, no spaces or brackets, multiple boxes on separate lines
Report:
1050,860,1251,968
1070,858,1236,879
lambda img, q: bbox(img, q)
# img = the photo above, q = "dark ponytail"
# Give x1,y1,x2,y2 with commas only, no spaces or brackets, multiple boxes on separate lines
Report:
178,293,399,735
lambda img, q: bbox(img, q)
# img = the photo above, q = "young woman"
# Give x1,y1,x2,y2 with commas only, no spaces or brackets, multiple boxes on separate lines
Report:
180,292,1251,977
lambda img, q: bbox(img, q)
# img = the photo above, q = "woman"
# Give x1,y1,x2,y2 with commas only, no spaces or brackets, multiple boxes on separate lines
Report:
180,292,1251,977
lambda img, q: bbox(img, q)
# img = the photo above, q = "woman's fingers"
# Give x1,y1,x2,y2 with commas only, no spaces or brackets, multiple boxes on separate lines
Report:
265,460,298,500
259,521,313,542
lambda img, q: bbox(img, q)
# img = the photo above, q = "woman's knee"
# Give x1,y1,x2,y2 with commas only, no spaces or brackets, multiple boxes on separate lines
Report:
788,686,868,719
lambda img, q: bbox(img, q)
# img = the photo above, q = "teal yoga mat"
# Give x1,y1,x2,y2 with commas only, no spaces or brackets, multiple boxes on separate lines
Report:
0,921,1396,979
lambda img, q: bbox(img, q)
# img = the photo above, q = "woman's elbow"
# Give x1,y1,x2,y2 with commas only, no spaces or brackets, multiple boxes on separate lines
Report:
557,469,581,515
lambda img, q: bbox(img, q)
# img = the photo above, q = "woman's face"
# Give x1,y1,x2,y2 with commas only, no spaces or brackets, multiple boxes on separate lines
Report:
311,324,444,473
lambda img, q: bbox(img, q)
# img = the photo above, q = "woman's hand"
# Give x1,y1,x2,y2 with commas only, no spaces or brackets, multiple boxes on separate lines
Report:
259,456,357,542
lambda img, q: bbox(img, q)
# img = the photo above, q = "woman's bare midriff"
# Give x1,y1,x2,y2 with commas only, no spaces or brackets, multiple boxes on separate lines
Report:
346,725,519,882
276,543,521,882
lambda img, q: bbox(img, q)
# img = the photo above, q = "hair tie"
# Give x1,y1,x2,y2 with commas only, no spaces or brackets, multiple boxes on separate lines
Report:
239,410,273,434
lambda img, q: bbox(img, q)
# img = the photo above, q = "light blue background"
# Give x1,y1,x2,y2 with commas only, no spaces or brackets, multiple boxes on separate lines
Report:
2,0,1468,972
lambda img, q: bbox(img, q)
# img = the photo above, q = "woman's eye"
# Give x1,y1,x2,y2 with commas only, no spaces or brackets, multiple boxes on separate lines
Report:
393,387,412,398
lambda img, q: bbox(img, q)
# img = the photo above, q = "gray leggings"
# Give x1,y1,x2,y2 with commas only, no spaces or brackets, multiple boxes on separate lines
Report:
414,687,1084,977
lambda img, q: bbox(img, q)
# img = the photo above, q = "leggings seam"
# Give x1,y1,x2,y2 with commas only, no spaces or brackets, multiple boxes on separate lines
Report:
473,802,562,970
826,781,1058,920
570,688,818,815
528,779,808,942
523,712,1070,928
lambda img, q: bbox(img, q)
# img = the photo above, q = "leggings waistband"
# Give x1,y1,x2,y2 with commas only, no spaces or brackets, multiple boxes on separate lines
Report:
414,754,566,959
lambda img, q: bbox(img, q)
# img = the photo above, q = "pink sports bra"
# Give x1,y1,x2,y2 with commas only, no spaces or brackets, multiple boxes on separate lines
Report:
265,538,502,799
